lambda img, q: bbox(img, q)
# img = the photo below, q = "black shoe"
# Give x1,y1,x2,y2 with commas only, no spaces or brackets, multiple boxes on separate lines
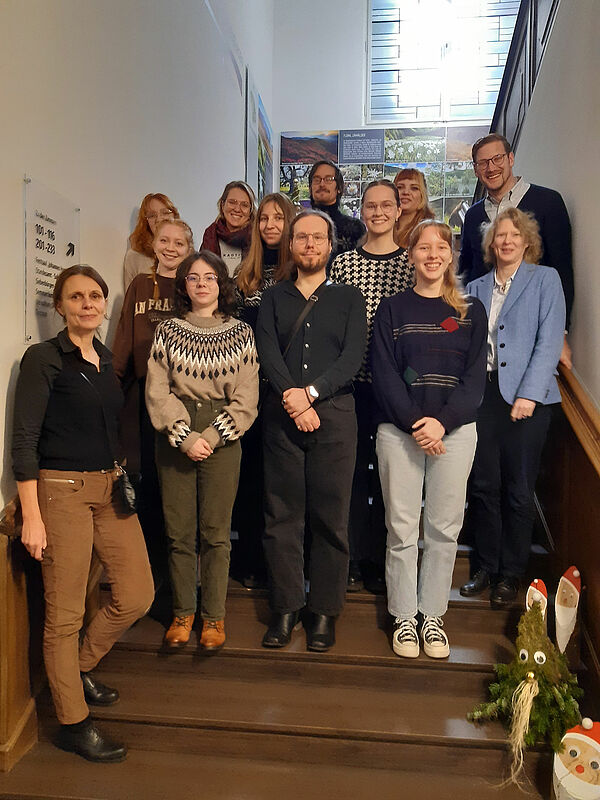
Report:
347,561,364,593
307,614,335,652
490,577,520,609
460,569,491,597
262,611,301,648
243,573,267,590
364,575,386,596
57,719,127,763
81,671,119,706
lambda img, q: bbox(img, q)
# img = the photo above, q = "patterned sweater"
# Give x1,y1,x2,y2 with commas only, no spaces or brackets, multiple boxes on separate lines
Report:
145,312,259,451
330,246,413,381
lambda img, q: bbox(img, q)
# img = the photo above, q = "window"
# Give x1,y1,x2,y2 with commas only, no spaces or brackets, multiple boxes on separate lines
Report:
367,0,520,124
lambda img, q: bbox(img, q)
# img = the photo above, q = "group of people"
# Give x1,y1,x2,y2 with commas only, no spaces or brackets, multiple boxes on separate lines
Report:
12,133,573,763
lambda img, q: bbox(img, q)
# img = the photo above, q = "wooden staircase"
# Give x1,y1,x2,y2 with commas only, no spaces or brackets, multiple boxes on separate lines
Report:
0,551,554,799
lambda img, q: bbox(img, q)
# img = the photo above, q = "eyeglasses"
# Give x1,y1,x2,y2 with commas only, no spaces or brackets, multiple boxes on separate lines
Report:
363,201,397,214
474,153,508,171
146,209,174,222
225,199,251,212
293,232,328,245
185,274,218,285
311,176,337,185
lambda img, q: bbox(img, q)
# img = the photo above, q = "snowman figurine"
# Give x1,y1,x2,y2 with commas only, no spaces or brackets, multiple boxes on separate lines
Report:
553,718,600,800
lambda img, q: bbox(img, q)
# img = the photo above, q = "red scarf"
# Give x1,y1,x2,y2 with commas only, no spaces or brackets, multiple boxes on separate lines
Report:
201,219,252,256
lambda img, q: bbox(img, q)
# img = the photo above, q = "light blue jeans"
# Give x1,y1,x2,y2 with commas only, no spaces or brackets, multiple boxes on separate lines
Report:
376,422,477,620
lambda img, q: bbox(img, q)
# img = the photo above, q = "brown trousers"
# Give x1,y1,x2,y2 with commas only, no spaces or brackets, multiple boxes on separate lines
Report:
38,469,154,724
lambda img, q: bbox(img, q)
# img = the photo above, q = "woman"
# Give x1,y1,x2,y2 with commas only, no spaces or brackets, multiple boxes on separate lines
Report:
330,179,414,594
123,192,179,288
201,181,256,277
372,220,487,659
113,219,194,587
145,251,259,650
393,168,435,249
235,191,296,329
460,208,565,608
12,266,154,762
233,192,295,588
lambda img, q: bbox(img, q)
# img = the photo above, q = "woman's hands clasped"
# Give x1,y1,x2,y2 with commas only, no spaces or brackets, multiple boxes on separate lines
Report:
186,437,214,461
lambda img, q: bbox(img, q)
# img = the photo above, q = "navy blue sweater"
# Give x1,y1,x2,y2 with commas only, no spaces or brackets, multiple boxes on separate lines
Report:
371,290,487,435
458,183,573,327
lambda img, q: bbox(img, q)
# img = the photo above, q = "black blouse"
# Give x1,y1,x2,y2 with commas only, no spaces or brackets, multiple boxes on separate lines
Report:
12,329,122,481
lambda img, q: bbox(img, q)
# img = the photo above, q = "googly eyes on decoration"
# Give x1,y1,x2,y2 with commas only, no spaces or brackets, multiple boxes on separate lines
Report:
533,651,547,665
569,747,580,758
519,648,529,661
591,760,599,770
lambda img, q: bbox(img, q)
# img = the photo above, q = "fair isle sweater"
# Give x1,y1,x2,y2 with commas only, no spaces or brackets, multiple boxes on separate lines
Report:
145,312,259,452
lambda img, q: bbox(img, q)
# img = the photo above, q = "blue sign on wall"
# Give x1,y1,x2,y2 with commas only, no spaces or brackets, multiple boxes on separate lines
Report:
339,129,385,164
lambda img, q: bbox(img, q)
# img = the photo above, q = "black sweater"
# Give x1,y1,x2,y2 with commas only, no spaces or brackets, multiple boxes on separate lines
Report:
371,290,487,434
311,200,366,262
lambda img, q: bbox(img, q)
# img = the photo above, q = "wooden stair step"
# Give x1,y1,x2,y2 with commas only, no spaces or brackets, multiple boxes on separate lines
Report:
0,741,547,799
119,595,517,673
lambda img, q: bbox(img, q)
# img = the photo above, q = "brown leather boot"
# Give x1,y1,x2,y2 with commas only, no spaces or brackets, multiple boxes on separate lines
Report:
200,619,225,651
164,614,195,648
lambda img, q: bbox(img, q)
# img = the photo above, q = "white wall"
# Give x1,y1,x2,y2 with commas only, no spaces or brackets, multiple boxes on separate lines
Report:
0,0,273,503
272,0,367,134
514,0,600,408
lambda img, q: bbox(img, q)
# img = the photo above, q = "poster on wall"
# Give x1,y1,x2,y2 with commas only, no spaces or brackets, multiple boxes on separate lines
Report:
24,177,80,344
279,125,487,222
245,68,259,198
257,95,273,198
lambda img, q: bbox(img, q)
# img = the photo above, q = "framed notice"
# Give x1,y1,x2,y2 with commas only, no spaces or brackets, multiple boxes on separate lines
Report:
24,177,80,344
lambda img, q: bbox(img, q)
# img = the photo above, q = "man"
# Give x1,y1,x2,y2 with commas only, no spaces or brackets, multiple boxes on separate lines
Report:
309,160,366,261
458,133,574,368
256,210,367,653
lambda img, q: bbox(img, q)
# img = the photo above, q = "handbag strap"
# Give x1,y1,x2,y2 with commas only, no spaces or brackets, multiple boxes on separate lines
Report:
282,281,327,359
80,370,122,469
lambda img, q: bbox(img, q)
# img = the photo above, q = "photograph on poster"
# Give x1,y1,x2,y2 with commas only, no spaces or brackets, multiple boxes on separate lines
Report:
257,95,273,198
340,164,361,181
384,127,446,163
280,164,311,205
245,68,259,197
361,163,384,182
280,131,338,164
444,161,478,197
446,124,488,160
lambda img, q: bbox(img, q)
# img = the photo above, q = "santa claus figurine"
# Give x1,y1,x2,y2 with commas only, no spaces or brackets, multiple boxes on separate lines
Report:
556,567,581,654
553,718,600,799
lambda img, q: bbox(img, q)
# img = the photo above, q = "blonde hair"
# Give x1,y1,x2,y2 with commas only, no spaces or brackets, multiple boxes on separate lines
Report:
149,219,194,299
482,207,542,267
393,169,436,248
236,193,296,296
408,219,468,320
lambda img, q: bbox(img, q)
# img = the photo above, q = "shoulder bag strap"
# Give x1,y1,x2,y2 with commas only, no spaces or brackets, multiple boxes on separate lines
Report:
282,281,327,360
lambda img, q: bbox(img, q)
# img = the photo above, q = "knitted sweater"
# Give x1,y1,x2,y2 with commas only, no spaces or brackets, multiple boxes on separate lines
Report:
330,246,413,381
145,312,259,452
371,290,487,435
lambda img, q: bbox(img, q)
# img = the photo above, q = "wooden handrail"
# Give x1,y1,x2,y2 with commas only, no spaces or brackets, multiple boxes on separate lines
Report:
558,365,600,478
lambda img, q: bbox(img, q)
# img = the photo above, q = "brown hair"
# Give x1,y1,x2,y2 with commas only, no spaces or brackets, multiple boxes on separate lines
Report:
393,169,435,248
53,265,109,315
174,250,237,319
471,133,512,163
482,207,542,268
129,193,179,257
215,181,256,225
361,179,400,207
236,193,296,296
408,220,468,320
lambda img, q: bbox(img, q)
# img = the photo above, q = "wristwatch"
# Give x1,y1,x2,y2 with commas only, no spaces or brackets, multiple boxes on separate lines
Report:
307,385,319,400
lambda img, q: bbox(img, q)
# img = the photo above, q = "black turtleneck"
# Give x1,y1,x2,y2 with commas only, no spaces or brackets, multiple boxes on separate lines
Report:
310,198,366,265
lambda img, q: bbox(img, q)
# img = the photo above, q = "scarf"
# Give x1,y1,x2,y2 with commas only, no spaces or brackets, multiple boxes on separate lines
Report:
201,218,252,257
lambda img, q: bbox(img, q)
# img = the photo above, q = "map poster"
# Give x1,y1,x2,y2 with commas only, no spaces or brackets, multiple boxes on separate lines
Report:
24,177,80,344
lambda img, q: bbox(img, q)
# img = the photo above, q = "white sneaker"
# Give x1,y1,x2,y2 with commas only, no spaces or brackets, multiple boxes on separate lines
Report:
392,617,419,658
421,616,450,658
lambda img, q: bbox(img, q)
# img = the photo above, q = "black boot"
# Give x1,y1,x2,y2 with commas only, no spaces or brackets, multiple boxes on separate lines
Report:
262,611,301,648
459,569,491,597
57,716,127,763
81,671,119,706
307,613,335,652
347,561,364,593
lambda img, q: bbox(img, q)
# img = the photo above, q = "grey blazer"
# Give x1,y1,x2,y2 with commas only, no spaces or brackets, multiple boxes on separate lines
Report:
467,262,565,406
